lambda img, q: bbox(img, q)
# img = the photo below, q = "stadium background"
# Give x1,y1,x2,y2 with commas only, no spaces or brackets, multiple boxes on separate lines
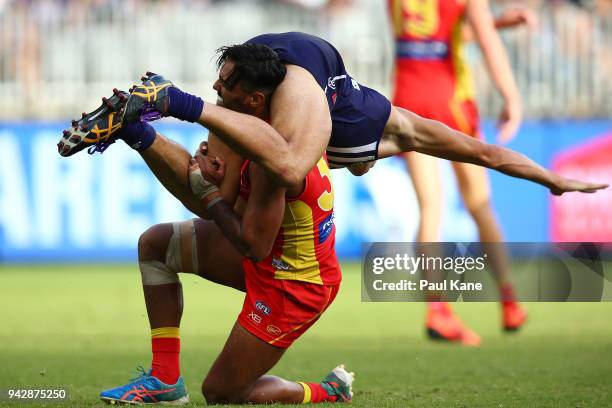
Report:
0,0,611,261
1,1,612,407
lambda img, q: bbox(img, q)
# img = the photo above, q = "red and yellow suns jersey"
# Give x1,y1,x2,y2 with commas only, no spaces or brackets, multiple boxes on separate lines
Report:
389,0,480,135
239,157,342,286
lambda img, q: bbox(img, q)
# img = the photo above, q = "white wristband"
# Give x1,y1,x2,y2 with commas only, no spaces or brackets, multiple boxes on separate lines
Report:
189,167,219,200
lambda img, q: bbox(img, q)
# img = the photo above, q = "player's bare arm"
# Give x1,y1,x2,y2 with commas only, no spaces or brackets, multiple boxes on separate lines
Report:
467,0,522,143
381,107,608,195
463,6,537,41
492,7,537,30
199,65,330,187
202,133,244,210
189,153,287,262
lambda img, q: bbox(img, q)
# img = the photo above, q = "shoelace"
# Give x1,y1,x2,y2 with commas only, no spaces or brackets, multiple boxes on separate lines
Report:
140,104,163,122
129,366,150,383
87,139,116,155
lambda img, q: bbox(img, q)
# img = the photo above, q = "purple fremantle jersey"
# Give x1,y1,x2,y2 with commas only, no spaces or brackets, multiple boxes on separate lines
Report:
246,32,392,169
246,32,351,111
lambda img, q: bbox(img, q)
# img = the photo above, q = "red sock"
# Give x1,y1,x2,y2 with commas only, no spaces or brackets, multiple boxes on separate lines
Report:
300,382,337,403
150,327,180,384
500,283,517,305
428,301,451,314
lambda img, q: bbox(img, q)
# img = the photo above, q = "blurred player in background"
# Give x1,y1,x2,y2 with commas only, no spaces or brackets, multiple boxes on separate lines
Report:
389,0,537,345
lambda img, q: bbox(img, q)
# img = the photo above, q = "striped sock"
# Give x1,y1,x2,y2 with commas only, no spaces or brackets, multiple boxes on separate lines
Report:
150,327,180,385
297,382,337,403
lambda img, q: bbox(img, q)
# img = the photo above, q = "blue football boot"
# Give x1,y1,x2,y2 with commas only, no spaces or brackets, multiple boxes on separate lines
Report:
58,89,129,156
100,366,189,405
122,72,174,124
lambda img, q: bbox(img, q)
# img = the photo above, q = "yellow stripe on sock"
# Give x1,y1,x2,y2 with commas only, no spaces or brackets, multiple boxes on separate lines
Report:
151,327,180,338
297,382,312,404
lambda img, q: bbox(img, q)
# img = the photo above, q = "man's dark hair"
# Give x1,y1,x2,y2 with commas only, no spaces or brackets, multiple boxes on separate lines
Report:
215,44,287,95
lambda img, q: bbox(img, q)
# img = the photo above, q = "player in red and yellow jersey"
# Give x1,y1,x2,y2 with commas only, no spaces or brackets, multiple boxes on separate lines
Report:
235,156,341,348
98,57,353,403
100,147,353,405
389,0,534,344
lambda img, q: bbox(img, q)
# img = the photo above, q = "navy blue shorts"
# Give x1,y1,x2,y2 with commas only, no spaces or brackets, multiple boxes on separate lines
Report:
326,79,392,168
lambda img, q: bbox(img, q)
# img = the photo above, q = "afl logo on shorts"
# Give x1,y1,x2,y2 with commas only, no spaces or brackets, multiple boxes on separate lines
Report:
266,325,282,336
255,301,272,315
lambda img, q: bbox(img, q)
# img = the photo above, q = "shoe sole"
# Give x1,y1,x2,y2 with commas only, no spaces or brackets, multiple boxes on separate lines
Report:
503,313,527,333
100,395,189,405
504,321,526,332
58,90,128,157
426,327,461,341
504,326,521,332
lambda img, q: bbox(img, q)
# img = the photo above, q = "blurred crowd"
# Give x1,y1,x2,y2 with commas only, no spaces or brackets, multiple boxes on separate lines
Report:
0,0,353,18
0,0,610,119
2,0,609,20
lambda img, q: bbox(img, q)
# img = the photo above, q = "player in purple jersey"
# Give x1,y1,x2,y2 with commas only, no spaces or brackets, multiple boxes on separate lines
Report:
59,32,605,201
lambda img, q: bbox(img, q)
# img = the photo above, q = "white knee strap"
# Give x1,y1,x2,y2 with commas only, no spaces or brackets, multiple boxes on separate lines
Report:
139,220,198,285
139,259,179,285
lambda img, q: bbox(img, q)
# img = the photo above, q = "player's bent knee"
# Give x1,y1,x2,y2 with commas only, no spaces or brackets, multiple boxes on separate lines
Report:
138,223,173,262
201,378,247,405
139,220,200,286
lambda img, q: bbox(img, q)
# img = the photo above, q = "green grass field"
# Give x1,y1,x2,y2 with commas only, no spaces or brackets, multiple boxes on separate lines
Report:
2,263,612,407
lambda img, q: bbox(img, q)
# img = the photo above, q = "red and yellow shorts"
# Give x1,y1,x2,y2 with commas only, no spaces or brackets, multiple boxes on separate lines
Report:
238,260,340,348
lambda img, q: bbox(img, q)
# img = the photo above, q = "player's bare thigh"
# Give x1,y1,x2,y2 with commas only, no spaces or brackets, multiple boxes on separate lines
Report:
193,218,245,291
140,219,245,291
269,64,331,177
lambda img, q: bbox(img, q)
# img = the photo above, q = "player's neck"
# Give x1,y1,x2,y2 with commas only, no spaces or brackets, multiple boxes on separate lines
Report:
251,105,270,122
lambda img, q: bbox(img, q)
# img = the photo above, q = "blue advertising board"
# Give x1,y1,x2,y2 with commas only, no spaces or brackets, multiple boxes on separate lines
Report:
0,120,610,262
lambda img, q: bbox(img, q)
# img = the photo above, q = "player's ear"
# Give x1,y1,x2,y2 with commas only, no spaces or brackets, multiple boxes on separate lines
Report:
248,91,266,109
